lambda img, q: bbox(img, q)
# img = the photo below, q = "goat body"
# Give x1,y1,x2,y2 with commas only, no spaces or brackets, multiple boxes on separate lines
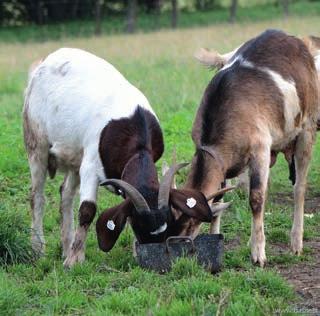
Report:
187,30,320,266
24,48,164,267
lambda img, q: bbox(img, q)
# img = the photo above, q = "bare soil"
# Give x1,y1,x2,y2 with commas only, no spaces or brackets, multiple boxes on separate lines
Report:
225,238,320,314
274,239,320,315
272,193,320,313
225,192,320,314
272,191,320,214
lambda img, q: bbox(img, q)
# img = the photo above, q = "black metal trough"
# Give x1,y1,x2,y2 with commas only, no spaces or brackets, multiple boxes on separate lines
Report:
135,234,224,274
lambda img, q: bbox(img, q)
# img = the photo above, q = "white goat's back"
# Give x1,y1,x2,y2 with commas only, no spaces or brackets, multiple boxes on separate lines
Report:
25,48,155,150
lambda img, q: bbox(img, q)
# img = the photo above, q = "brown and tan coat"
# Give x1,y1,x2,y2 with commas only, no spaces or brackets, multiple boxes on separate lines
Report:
185,30,320,266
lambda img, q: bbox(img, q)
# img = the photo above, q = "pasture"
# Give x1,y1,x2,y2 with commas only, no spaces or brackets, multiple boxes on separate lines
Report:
1,16,320,315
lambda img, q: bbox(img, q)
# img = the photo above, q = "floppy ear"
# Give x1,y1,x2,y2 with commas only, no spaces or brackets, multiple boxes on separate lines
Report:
96,200,131,252
169,189,212,222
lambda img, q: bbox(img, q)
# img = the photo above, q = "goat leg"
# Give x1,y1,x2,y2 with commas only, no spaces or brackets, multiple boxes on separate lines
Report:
248,145,270,267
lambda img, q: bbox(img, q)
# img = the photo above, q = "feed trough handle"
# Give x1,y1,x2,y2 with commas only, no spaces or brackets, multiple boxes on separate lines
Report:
165,236,195,255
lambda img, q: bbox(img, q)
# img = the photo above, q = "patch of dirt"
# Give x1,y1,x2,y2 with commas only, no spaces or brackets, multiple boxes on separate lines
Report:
225,192,320,313
224,239,320,314
274,239,320,315
271,192,320,214
224,235,241,251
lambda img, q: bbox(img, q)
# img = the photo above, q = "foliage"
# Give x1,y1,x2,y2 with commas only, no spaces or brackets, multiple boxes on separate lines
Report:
0,0,316,27
0,1,319,43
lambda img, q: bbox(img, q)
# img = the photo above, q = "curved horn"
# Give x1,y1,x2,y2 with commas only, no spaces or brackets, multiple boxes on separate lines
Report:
102,179,150,214
158,162,189,210
211,201,232,217
206,185,237,201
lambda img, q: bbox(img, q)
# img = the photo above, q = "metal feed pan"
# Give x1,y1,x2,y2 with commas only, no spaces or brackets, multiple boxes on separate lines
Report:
135,234,223,274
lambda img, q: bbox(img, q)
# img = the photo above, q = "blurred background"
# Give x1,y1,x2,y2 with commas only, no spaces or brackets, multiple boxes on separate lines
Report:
0,0,318,42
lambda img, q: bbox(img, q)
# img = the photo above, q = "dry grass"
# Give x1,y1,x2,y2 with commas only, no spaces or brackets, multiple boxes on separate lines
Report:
1,16,320,74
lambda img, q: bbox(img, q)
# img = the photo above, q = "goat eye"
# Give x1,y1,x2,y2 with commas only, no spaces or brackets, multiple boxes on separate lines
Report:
186,197,197,208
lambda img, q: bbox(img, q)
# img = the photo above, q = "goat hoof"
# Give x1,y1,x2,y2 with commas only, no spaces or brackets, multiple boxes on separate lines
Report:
291,230,303,255
63,251,85,269
251,247,266,267
31,236,45,256
251,257,266,268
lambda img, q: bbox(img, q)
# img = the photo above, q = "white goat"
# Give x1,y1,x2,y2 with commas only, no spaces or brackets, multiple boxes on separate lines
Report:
23,48,157,268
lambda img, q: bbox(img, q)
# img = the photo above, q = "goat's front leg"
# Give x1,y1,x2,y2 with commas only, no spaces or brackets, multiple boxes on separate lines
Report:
291,130,314,255
63,161,98,268
249,146,270,267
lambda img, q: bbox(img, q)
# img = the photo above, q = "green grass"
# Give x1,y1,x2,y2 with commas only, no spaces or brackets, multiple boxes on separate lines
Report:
0,1,320,43
1,15,320,315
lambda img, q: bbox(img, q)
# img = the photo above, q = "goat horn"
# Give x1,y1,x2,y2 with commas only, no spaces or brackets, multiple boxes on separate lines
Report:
211,201,232,217
158,162,189,210
206,186,237,201
102,179,151,214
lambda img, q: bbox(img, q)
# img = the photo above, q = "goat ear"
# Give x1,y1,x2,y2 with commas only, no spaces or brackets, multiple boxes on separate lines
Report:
169,189,212,222
96,200,130,252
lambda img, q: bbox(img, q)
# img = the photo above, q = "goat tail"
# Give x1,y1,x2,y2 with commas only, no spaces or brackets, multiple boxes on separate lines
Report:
194,48,226,70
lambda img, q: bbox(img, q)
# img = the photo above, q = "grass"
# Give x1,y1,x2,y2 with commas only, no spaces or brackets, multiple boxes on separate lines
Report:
1,14,320,315
0,1,320,43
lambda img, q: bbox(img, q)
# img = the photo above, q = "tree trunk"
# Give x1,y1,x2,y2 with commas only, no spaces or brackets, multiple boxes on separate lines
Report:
71,0,79,20
229,0,238,24
282,0,289,18
37,1,44,25
126,0,137,33
171,0,178,29
154,0,162,29
95,0,103,36
196,0,204,10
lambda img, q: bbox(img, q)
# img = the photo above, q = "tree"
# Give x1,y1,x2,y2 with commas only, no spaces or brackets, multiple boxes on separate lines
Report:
171,0,178,29
143,0,162,13
195,0,217,10
229,0,238,23
126,0,137,33
95,0,103,36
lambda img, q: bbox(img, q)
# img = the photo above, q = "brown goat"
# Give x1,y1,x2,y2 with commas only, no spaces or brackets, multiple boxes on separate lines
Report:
185,30,320,267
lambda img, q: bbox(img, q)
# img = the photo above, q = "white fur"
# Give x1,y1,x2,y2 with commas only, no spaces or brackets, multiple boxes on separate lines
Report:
221,55,244,71
228,58,301,143
27,48,156,182
223,57,301,138
262,68,300,132
150,222,167,235
24,48,158,267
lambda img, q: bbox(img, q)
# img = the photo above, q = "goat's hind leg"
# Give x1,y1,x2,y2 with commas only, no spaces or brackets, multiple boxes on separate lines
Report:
59,171,80,258
291,130,315,255
28,151,48,255
249,145,270,267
